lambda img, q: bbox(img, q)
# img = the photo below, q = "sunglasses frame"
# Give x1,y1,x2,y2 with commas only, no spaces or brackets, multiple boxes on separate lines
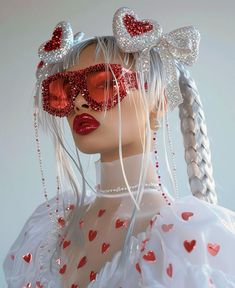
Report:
41,63,138,117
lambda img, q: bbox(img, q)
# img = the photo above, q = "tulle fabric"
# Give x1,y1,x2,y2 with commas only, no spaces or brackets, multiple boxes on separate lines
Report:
3,190,235,287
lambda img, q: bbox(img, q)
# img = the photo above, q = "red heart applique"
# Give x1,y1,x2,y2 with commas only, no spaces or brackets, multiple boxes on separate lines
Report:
181,212,194,221
71,284,78,288
98,209,106,217
88,230,97,241
36,281,44,288
207,243,220,256
161,224,174,232
101,242,110,253
90,271,97,281
135,262,141,273
44,27,63,52
59,264,67,274
115,218,128,228
123,14,153,37
77,256,87,269
22,253,32,263
166,263,173,277
63,240,71,249
184,239,196,253
142,250,156,261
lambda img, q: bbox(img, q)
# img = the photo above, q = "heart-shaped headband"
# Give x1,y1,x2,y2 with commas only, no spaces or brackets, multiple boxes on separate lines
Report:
36,7,201,110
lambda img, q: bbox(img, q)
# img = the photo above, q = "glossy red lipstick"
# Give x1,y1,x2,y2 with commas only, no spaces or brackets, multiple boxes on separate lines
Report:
73,113,100,135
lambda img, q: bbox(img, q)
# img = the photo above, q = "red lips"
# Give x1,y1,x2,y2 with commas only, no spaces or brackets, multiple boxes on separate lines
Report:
73,113,100,135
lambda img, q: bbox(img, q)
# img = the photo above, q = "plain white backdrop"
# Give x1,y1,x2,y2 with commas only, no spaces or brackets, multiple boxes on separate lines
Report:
0,0,234,286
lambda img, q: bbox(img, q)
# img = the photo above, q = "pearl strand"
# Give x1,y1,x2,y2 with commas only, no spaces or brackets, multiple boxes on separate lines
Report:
165,112,180,200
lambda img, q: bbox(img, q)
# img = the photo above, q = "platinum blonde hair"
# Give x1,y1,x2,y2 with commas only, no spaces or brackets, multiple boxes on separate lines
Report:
33,35,217,281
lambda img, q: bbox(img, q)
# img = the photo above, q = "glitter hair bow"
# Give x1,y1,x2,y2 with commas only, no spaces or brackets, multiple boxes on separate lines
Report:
113,7,201,110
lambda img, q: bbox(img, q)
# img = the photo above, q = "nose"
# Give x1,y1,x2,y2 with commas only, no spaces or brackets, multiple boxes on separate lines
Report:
73,94,90,112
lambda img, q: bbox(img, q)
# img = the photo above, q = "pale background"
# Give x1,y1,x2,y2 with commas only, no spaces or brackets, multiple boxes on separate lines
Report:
0,0,234,286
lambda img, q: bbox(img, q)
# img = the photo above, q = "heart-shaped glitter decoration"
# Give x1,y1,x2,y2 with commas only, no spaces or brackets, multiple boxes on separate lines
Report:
98,209,106,217
36,281,44,288
135,262,141,273
63,240,71,249
90,271,97,281
38,21,74,64
181,211,194,221
77,256,87,269
22,253,32,263
59,264,67,274
161,224,174,232
115,218,128,228
88,230,98,241
166,263,173,277
101,242,110,253
207,243,220,256
113,7,162,53
142,250,156,261
183,239,196,253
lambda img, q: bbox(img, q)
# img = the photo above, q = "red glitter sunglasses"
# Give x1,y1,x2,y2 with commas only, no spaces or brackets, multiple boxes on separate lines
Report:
41,63,138,117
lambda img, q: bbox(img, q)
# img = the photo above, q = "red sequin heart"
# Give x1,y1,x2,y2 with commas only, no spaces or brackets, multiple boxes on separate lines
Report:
22,253,32,263
77,256,87,269
101,242,110,253
90,271,97,281
115,218,128,228
88,230,97,241
135,262,141,273
63,240,71,249
142,250,156,261
98,209,106,217
184,239,196,252
166,263,173,277
207,243,220,256
44,27,63,52
161,224,174,232
123,14,153,37
36,281,44,288
181,211,194,221
59,264,67,274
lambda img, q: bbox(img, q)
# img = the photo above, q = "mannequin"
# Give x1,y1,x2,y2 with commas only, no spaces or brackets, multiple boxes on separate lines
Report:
3,7,235,288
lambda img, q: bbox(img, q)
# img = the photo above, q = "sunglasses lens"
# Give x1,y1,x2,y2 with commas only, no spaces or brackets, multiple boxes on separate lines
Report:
86,70,116,103
48,77,71,110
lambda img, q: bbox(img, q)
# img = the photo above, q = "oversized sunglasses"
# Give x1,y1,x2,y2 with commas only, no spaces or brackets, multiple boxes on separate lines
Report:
41,63,138,117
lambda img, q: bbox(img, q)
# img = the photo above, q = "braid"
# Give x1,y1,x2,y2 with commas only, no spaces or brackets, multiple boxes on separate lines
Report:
176,62,218,204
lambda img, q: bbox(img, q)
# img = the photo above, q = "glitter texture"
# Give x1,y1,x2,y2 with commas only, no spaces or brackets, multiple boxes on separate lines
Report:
112,7,201,110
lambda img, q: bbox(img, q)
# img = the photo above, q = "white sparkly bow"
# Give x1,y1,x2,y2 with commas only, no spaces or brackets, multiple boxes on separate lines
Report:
113,7,201,110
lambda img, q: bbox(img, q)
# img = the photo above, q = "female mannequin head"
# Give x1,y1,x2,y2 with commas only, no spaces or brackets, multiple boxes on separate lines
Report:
65,40,167,162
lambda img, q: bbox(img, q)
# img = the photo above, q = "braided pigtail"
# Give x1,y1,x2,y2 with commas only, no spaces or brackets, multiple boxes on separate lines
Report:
177,62,218,204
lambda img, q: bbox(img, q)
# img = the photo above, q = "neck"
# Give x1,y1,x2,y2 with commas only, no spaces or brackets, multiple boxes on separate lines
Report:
95,151,159,191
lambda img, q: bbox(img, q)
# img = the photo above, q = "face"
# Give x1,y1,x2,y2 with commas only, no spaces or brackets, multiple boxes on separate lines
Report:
65,43,164,162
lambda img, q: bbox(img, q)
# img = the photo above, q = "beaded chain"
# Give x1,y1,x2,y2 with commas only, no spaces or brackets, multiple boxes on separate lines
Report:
33,98,65,228
152,127,172,206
